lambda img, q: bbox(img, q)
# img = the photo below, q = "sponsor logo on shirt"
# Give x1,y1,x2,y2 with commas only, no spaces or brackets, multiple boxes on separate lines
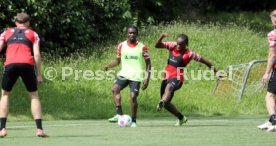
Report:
169,57,177,63
125,55,138,60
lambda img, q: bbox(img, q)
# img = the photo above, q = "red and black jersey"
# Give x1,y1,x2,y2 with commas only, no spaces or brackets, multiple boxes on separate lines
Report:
268,29,276,68
161,42,201,82
0,26,40,66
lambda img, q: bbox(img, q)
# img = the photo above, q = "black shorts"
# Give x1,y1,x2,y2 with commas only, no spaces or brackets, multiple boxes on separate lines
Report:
160,78,183,102
2,63,37,92
268,69,276,94
115,76,141,94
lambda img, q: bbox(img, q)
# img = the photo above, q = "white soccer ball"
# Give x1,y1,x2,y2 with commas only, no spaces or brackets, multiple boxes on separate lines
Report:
118,115,132,127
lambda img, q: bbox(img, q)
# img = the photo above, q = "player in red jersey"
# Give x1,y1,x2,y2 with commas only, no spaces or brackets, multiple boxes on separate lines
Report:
155,33,219,126
258,9,276,132
0,12,48,138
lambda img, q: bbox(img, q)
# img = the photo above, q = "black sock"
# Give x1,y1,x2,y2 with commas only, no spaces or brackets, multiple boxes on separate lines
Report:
0,118,7,130
269,114,276,125
116,106,123,115
176,112,184,120
35,119,43,130
132,116,136,123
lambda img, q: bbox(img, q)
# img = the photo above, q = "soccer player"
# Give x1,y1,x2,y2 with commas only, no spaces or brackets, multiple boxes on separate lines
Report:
0,12,48,137
104,25,151,127
155,33,219,126
258,9,276,132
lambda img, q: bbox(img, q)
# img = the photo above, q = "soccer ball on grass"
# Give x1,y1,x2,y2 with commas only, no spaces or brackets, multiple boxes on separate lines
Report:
118,115,132,127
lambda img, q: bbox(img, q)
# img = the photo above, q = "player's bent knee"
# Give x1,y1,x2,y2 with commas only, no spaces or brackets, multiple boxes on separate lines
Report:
1,90,10,96
112,87,118,94
28,91,40,99
112,85,121,94
165,84,174,92
131,92,139,98
164,101,171,107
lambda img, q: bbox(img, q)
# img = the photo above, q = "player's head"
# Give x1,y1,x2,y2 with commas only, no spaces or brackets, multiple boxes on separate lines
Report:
126,25,138,43
270,9,276,27
176,34,188,51
15,12,30,26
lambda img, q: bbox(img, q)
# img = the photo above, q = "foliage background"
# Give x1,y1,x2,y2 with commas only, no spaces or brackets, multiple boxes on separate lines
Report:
0,0,275,56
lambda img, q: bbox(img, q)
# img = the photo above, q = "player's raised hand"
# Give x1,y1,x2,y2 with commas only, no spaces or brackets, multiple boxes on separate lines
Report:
161,33,169,38
215,72,226,80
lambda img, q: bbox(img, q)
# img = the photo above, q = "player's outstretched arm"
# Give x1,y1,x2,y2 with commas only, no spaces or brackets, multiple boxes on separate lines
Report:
155,33,169,48
198,57,220,78
104,58,121,71
142,58,151,90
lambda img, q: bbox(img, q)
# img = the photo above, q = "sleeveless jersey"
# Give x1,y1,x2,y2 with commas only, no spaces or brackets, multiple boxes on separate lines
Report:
118,41,144,82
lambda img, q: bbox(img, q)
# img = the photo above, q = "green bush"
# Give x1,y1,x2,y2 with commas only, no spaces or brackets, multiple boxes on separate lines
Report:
0,0,133,55
1,1,273,56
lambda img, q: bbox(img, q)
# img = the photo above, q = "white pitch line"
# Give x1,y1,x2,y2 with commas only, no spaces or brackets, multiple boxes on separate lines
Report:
8,123,99,129
6,118,255,129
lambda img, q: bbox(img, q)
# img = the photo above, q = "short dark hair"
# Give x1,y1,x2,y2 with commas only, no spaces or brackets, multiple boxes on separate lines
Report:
126,25,138,34
15,12,30,24
177,34,189,46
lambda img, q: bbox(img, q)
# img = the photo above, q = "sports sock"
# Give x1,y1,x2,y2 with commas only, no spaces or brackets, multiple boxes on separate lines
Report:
176,112,184,120
269,114,276,125
35,119,43,130
132,116,136,123
116,106,123,115
0,118,7,130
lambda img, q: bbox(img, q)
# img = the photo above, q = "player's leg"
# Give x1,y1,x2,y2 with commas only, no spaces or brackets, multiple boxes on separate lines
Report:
159,78,187,125
109,76,128,122
0,64,20,138
28,91,48,137
21,64,48,137
157,78,181,111
164,90,187,126
266,92,276,116
264,92,276,131
164,102,188,126
259,70,276,131
0,90,10,138
129,81,140,127
160,78,182,103
156,80,168,111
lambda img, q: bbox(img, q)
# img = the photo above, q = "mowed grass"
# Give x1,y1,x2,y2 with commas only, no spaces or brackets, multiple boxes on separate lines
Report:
1,116,276,146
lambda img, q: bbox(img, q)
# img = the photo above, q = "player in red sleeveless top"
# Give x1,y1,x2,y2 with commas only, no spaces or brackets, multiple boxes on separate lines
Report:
0,13,48,138
258,9,276,132
155,33,219,126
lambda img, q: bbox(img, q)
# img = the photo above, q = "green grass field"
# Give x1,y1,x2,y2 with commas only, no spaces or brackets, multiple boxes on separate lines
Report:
1,116,276,146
